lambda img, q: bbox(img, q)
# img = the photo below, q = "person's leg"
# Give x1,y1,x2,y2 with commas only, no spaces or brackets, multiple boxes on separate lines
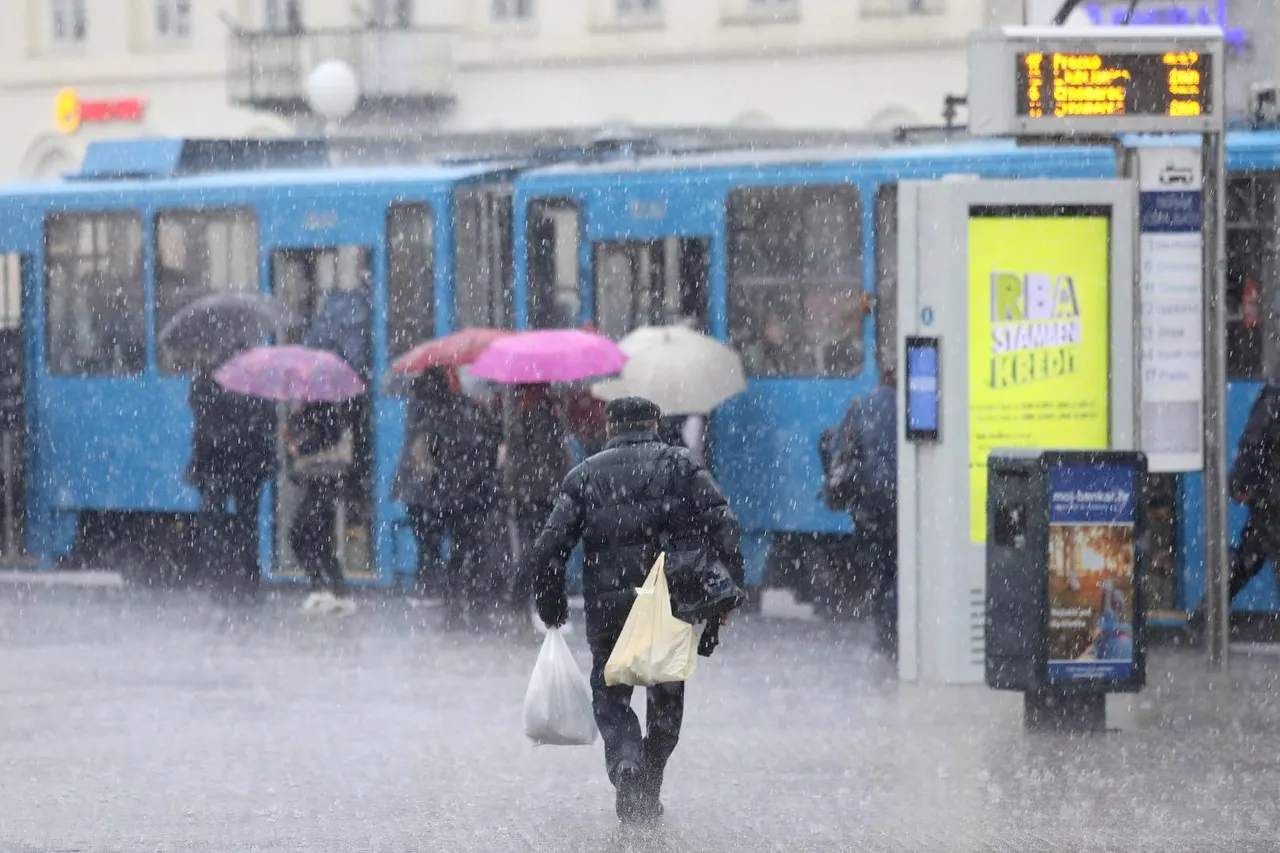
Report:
589,639,645,820
641,680,685,816
290,485,331,592
314,492,347,599
227,483,263,599
406,505,444,597
869,518,898,657
198,483,232,594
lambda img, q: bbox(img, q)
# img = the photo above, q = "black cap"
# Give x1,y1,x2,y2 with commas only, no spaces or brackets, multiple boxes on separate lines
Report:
605,396,661,426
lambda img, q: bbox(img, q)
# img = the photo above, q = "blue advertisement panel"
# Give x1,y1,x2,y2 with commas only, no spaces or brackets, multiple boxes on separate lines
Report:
1046,464,1137,682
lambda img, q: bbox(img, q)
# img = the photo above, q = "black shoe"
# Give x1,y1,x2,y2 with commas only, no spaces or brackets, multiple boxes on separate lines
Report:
614,760,644,824
635,761,665,823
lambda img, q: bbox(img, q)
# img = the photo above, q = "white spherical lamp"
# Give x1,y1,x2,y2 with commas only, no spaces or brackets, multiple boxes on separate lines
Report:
306,60,360,123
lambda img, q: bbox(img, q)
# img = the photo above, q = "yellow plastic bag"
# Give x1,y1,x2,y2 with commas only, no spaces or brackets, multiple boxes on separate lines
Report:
603,554,698,687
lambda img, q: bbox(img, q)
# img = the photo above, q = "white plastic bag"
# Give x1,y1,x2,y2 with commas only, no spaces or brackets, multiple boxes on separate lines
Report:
522,627,597,746
603,553,699,687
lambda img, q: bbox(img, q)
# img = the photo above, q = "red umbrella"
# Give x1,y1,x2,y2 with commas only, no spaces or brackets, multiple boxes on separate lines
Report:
390,328,516,375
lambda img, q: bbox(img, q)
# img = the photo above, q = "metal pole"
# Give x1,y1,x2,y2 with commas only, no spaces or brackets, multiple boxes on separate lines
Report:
1202,131,1230,670
1116,142,1142,453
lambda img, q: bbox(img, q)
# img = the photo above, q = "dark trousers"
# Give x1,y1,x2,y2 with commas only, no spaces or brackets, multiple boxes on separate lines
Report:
438,507,493,609
289,483,347,596
1230,501,1280,602
406,505,445,596
588,636,685,795
197,481,263,598
854,512,898,652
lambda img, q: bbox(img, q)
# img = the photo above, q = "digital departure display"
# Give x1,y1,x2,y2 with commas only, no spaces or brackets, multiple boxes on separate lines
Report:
1015,50,1211,120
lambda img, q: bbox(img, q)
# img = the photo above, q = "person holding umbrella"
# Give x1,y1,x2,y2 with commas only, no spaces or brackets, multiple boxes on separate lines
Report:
186,367,276,601
393,365,502,618
284,400,357,616
167,290,289,601
214,344,368,615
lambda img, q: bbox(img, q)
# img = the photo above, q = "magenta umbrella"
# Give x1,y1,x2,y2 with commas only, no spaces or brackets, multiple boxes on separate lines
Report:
468,329,627,385
213,345,366,402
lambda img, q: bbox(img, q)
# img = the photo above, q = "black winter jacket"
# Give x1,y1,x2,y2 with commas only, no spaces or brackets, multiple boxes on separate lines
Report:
1231,382,1280,507
527,431,744,640
187,371,276,494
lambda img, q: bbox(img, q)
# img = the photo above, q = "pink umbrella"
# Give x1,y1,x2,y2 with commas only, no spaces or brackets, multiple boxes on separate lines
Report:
214,345,366,402
469,329,627,384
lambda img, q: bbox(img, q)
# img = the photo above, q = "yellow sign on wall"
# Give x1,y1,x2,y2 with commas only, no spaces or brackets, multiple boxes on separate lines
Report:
54,88,81,135
968,213,1111,542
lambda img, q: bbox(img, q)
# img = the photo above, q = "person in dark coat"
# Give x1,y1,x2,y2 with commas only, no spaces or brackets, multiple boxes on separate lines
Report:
285,401,356,616
394,367,502,613
832,365,898,652
304,286,374,527
524,396,744,824
1227,380,1280,601
509,383,570,560
186,368,276,600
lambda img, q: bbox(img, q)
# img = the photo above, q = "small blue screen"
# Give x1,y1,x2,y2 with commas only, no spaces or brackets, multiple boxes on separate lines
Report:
907,343,939,436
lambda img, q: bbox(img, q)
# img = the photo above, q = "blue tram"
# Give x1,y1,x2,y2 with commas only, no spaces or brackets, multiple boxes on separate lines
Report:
0,138,521,585
1,132,1279,620
512,133,1280,618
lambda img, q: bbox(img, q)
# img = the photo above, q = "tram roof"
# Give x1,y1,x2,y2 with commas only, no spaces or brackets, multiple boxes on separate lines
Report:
0,161,520,201
519,129,1280,183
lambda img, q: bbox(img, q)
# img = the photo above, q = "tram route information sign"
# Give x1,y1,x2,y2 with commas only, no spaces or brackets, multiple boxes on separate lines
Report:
1137,146,1203,473
967,212,1112,543
1015,49,1212,119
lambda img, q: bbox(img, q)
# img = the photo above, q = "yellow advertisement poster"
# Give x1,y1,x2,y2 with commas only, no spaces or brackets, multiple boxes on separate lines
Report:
968,214,1111,542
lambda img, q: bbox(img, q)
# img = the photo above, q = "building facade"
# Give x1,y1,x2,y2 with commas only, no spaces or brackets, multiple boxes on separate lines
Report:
0,0,1271,180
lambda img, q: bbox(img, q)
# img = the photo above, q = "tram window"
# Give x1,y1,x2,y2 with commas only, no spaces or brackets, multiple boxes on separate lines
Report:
155,208,259,373
527,198,581,329
1225,176,1277,381
592,238,708,339
44,212,145,376
873,184,898,380
727,185,864,378
455,189,515,329
387,203,435,360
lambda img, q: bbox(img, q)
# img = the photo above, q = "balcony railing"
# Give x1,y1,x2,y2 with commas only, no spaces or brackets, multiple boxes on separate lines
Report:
228,26,456,114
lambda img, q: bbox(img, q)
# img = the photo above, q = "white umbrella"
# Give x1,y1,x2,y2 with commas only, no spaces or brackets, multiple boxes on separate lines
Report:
591,325,746,415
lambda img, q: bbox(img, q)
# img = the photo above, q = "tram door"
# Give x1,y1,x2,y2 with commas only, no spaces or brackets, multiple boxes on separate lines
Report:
0,254,25,560
591,238,709,336
269,246,375,582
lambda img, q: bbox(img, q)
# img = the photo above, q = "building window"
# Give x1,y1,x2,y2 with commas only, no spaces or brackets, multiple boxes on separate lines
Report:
155,0,191,38
386,203,435,361
491,0,534,22
370,0,412,28
616,0,661,18
51,0,87,44
154,209,259,374
265,0,303,33
44,213,146,376
860,0,944,16
727,185,864,378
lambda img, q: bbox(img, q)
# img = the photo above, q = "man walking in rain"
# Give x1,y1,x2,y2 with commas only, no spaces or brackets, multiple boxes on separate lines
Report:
523,396,744,825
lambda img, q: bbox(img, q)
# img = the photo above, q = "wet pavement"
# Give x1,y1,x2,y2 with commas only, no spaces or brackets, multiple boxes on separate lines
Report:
2,581,1280,852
